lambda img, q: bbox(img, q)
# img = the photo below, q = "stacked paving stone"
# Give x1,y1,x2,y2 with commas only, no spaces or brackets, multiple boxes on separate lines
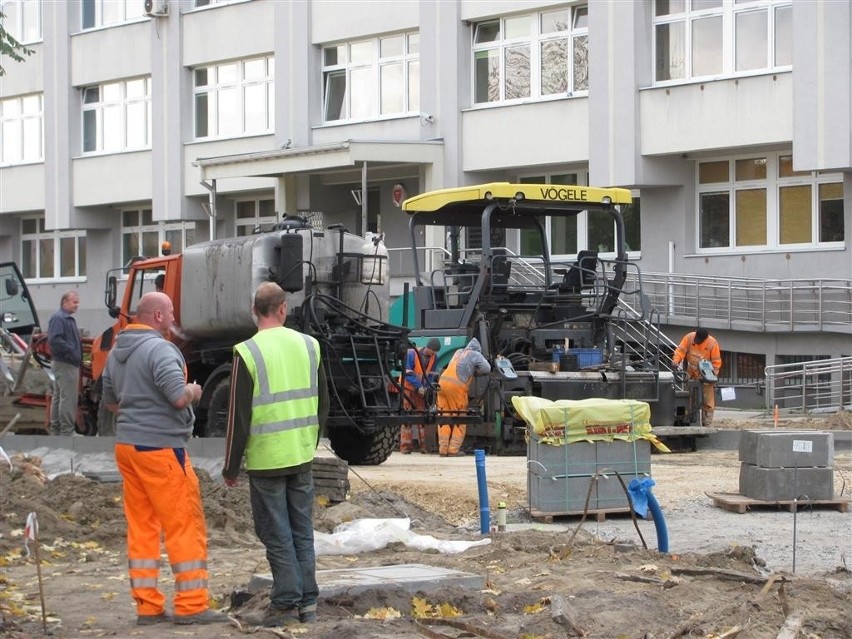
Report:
527,437,651,513
738,430,834,501
312,456,350,502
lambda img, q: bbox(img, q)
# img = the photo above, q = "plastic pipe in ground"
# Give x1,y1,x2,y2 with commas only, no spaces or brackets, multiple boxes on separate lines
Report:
474,449,490,534
646,491,668,553
628,477,669,553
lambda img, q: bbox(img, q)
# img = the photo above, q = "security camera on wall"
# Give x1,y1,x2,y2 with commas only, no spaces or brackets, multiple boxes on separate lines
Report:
143,0,169,17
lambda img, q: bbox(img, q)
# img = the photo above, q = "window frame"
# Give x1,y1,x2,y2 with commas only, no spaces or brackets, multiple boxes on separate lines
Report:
234,197,277,236
80,0,145,30
0,92,44,165
321,32,420,123
652,0,793,85
120,208,201,267
471,5,589,107
192,56,275,140
81,77,152,154
0,0,42,44
20,216,87,282
695,152,845,253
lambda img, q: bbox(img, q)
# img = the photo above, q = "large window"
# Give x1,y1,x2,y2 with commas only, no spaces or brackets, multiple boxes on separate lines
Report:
473,5,588,105
235,198,276,236
1,93,42,164
322,33,420,122
697,153,845,251
82,77,151,153
194,56,274,138
718,351,765,385
654,0,792,83
0,0,41,43
21,217,86,280
518,173,641,258
121,209,205,265
81,0,145,30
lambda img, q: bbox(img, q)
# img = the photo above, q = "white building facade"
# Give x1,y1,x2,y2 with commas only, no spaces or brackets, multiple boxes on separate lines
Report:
1,0,849,401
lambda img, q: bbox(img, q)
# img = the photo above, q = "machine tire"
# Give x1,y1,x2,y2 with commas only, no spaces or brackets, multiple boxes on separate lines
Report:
97,400,116,436
328,423,396,466
204,377,230,438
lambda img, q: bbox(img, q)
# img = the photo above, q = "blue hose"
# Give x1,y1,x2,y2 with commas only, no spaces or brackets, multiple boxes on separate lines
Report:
628,477,669,553
474,449,490,534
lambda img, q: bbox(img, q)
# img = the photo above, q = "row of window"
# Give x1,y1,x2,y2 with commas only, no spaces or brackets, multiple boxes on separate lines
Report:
697,154,844,250
0,0,236,42
3,1,795,118
654,0,792,82
17,202,272,280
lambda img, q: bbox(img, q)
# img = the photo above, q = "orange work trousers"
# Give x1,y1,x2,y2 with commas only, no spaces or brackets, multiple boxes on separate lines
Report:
437,378,468,455
115,443,210,617
400,390,427,452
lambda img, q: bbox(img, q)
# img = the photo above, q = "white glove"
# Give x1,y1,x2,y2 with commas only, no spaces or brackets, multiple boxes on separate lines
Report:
417,386,427,396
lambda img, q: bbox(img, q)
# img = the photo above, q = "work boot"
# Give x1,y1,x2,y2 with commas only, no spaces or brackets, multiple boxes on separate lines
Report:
173,609,229,625
137,612,171,625
299,603,318,623
242,606,300,627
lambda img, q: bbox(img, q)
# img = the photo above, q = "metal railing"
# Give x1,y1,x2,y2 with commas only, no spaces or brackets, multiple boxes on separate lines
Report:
765,356,852,414
633,272,852,333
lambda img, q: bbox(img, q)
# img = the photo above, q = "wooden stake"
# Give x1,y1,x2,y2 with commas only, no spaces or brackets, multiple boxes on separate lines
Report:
32,529,48,633
773,404,779,428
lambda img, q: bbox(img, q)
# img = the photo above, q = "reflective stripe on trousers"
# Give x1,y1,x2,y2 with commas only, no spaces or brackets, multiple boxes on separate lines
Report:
115,444,210,616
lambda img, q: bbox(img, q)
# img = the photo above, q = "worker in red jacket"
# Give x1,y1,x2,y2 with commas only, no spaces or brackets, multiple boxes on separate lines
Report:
672,328,722,426
399,338,441,454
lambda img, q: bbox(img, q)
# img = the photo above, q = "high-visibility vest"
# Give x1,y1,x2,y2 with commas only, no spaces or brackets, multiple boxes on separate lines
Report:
401,347,436,392
234,326,320,471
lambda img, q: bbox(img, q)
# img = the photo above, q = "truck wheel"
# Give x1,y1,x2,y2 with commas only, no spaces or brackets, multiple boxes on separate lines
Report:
204,377,230,438
328,423,397,465
97,401,116,436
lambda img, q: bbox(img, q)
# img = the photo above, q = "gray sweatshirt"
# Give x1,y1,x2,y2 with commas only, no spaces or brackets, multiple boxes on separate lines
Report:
101,327,194,448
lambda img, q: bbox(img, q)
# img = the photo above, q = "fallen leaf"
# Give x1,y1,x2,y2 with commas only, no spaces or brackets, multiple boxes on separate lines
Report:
359,607,401,620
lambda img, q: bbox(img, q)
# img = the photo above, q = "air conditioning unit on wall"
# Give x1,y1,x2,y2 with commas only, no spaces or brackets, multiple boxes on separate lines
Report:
143,0,169,17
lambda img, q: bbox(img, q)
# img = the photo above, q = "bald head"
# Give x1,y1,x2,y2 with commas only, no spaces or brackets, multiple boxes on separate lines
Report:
136,292,175,335
253,282,287,329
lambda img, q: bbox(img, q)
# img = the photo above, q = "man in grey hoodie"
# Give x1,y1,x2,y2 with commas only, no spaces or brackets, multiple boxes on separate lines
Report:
102,292,227,626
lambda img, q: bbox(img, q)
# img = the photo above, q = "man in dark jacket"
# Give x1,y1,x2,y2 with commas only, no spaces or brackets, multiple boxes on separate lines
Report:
48,290,82,436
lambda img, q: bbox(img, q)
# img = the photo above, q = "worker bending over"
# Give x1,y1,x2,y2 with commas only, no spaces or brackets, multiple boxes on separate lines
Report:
672,328,722,426
437,338,491,456
399,338,441,454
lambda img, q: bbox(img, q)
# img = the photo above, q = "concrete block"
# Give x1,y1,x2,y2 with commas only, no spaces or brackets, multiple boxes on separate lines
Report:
739,431,834,468
739,463,834,501
528,474,597,513
527,439,596,477
596,440,651,475
595,472,641,510
250,564,484,598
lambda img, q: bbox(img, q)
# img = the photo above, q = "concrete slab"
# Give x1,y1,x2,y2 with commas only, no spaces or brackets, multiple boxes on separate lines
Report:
739,463,835,501
248,563,484,598
739,430,834,467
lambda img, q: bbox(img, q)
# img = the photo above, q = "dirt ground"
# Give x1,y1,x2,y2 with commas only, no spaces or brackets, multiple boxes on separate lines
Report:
1,413,851,638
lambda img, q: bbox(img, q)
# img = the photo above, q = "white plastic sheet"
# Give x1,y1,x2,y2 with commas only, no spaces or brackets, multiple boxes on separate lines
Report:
314,518,491,556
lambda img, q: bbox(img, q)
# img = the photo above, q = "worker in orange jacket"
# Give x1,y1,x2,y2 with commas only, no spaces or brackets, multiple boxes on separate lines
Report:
437,338,491,456
399,338,441,454
672,328,722,426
